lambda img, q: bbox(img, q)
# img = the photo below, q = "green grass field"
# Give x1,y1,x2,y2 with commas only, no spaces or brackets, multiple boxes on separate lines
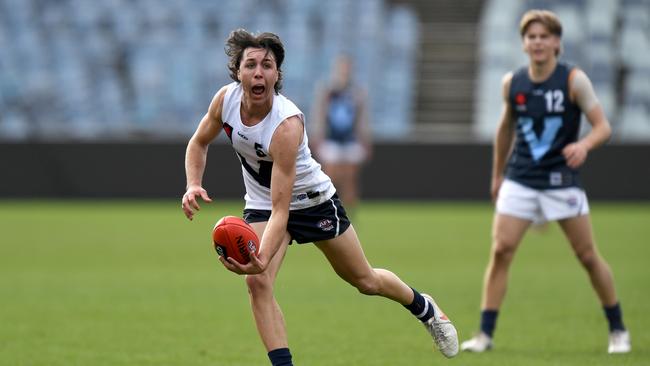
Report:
0,200,648,365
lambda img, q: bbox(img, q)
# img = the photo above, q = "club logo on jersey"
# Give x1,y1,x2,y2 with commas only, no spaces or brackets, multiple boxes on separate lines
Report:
254,143,266,158
317,219,334,231
520,117,563,162
223,122,233,142
237,131,249,140
515,93,527,112
515,93,526,105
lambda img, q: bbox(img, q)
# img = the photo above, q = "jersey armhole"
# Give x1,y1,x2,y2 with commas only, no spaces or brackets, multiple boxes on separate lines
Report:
503,71,514,104
220,83,237,124
567,68,579,103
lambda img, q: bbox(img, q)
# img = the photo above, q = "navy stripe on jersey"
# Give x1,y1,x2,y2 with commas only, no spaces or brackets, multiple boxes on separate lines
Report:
506,62,583,189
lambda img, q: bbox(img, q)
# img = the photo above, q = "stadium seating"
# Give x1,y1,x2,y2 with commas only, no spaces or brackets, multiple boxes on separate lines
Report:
0,0,417,141
1,0,647,142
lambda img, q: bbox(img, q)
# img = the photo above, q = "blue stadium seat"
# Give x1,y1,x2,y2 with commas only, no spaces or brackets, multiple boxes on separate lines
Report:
0,0,420,141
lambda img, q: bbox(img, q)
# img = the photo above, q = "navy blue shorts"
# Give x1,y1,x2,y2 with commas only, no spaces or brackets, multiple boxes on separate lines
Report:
243,193,351,244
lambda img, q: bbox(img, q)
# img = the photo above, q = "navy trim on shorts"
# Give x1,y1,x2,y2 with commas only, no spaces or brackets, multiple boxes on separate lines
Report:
243,193,351,244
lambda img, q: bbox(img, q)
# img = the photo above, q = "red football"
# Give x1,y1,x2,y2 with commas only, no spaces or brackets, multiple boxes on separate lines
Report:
212,216,260,264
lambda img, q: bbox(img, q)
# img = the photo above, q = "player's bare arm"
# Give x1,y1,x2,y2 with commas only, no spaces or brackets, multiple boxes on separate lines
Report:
309,85,327,149
491,72,515,201
223,116,302,275
563,69,612,168
356,88,373,158
182,86,227,220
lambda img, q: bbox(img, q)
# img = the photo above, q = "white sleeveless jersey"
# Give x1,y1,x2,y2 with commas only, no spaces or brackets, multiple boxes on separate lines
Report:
221,82,335,210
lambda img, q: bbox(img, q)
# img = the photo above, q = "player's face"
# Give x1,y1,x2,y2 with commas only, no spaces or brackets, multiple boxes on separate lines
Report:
237,47,279,105
523,22,560,64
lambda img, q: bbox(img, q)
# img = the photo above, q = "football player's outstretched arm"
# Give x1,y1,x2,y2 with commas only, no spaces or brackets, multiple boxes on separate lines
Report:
355,87,373,159
491,72,516,202
563,69,612,169
182,86,227,220
309,83,327,152
224,115,302,274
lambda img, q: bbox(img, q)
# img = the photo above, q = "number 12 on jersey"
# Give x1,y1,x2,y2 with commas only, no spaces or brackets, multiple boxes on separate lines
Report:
544,90,564,112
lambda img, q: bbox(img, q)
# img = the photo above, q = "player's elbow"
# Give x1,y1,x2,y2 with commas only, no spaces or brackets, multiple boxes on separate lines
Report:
601,121,612,142
186,137,207,157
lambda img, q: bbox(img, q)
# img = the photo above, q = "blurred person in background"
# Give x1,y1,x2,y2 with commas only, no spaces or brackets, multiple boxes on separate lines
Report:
460,10,630,354
181,29,459,366
310,55,372,219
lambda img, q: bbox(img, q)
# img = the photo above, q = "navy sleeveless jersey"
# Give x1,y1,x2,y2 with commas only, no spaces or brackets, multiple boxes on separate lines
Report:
325,88,358,143
505,62,582,189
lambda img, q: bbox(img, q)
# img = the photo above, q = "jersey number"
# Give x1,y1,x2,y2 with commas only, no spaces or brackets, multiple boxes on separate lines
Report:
544,90,564,112
237,143,272,188
519,116,563,162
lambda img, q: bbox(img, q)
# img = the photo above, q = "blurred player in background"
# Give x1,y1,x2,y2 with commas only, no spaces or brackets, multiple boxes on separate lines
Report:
311,55,372,218
460,10,630,354
181,29,458,365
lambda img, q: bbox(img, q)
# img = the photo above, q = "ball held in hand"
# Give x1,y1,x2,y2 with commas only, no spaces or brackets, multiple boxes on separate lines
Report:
212,216,260,264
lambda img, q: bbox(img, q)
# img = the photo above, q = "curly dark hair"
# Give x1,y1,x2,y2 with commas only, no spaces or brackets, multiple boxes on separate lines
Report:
225,29,285,94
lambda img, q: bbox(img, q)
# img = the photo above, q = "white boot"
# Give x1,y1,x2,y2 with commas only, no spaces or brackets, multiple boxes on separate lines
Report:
460,332,493,352
421,294,459,358
608,330,631,354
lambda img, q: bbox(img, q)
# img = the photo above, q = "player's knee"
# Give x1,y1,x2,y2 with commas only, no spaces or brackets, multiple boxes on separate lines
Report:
352,275,380,296
575,247,598,270
245,274,272,296
491,239,517,263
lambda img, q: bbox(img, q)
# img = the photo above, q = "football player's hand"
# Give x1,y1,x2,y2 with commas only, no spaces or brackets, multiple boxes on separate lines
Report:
563,142,588,169
219,252,267,275
182,185,212,220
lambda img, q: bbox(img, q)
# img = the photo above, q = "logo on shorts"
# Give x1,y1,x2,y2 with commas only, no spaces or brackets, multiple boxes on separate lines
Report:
567,196,578,207
296,193,308,201
317,219,334,231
